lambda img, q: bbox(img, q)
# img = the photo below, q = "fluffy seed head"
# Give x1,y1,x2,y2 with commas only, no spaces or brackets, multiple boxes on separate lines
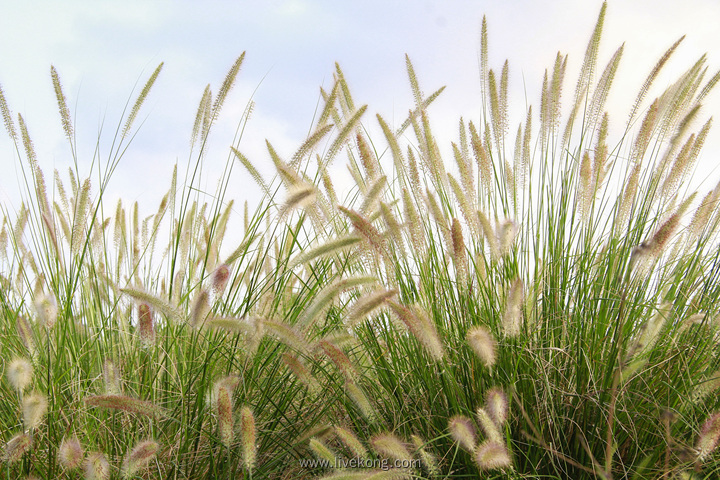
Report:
476,407,503,443
103,360,122,395
137,303,155,346
58,435,84,470
22,392,48,430
498,219,518,256
448,415,477,452
466,326,496,368
282,353,319,392
502,278,524,337
16,316,36,357
190,289,211,328
451,217,468,280
335,425,367,458
7,357,33,392
309,437,336,463
411,434,440,477
475,440,512,471
84,452,110,480
346,382,376,422
345,288,397,326
320,340,357,381
216,383,234,448
371,433,413,462
240,406,257,471
34,293,57,328
485,387,509,426
211,264,231,294
84,394,167,418
123,440,159,478
2,433,32,463
697,411,720,461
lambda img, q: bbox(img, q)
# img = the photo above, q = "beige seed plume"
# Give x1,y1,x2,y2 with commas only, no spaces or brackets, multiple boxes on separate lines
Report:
58,435,84,470
697,411,720,461
345,288,397,326
475,440,512,471
466,326,496,369
371,433,413,463
103,360,122,395
448,415,477,452
240,406,257,471
7,357,33,392
282,353,319,393
137,303,155,346
309,437,336,464
216,382,234,448
123,440,159,478
23,392,48,430
502,279,524,337
335,425,367,458
84,452,110,480
476,407,503,443
451,217,468,282
346,381,376,422
85,394,167,418
2,433,32,464
411,434,440,477
320,340,358,381
485,387,509,426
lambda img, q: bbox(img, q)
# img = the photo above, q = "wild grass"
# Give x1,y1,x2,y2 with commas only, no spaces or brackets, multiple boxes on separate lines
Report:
2,2,720,478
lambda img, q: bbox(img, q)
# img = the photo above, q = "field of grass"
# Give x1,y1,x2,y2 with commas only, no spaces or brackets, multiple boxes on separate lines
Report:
2,3,720,479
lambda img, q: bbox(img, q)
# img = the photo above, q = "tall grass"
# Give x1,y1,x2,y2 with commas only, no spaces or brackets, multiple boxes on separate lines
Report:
2,2,720,478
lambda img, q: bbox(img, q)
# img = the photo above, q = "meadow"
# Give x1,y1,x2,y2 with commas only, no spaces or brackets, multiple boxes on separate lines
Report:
2,3,720,478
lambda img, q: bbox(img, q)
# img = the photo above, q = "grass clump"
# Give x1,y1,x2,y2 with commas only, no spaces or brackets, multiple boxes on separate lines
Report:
2,2,720,478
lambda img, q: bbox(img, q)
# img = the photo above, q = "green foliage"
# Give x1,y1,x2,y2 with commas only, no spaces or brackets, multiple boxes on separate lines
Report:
2,3,720,478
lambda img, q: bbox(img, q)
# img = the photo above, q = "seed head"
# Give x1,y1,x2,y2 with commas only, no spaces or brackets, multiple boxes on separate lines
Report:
498,219,518,257
34,293,57,328
211,264,231,294
190,289,211,328
16,316,36,357
371,433,413,462
123,440,159,478
216,383,234,448
476,407,503,443
2,433,32,463
475,440,512,471
466,326,496,368
84,452,110,480
502,279,524,337
448,415,477,452
697,411,720,461
102,360,122,395
240,406,257,471
485,387,509,426
137,303,155,346
335,425,367,458
320,340,357,381
309,438,336,463
346,382,376,422
22,392,48,430
282,353,319,393
84,394,167,418
7,357,33,392
58,435,84,470
411,434,440,477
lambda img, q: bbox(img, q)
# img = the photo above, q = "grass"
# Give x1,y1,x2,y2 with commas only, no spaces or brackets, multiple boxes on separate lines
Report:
2,2,720,478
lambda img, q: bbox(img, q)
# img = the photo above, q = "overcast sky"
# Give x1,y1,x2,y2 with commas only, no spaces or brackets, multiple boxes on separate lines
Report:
1,0,719,214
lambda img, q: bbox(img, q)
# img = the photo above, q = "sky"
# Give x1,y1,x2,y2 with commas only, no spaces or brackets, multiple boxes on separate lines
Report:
1,0,719,216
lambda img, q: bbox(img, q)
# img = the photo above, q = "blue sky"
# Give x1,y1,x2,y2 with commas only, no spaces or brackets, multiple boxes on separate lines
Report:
1,0,719,212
